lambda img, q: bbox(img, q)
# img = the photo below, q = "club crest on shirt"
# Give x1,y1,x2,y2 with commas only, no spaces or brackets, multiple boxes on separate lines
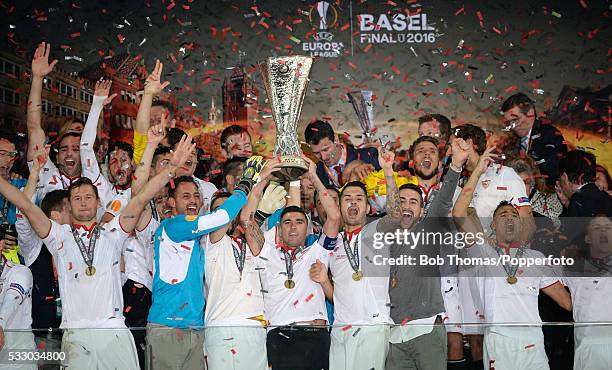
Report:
481,179,491,189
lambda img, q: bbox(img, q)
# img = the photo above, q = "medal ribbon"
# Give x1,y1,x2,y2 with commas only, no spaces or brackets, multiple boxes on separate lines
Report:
71,225,100,269
495,245,524,278
231,237,247,275
342,231,361,273
150,199,159,221
282,245,306,281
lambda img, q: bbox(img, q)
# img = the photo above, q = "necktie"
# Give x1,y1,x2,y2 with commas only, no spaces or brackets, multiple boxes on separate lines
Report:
333,165,343,185
520,137,529,154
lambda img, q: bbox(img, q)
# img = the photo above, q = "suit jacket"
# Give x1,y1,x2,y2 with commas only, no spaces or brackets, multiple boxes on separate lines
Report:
521,119,568,187
560,183,612,246
316,144,381,187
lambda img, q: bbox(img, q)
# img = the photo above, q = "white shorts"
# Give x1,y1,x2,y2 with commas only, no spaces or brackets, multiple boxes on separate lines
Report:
62,328,139,370
0,331,36,370
330,324,389,370
574,340,612,370
204,325,267,370
484,329,548,370
458,272,484,335
441,277,463,334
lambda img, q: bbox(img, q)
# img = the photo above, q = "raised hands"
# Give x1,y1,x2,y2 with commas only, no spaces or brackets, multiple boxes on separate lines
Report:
450,137,471,169
31,42,58,78
169,134,196,170
377,141,395,173
144,60,170,96
474,145,497,176
147,113,168,146
94,80,118,106
31,144,50,173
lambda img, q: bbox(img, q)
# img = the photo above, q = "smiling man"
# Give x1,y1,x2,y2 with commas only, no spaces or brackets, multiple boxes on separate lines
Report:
305,120,381,188
501,93,567,187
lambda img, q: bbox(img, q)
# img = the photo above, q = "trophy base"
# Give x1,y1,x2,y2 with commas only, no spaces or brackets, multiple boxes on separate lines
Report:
272,156,309,182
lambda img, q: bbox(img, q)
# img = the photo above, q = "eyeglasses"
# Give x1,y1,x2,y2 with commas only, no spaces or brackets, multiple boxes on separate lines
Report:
0,150,18,158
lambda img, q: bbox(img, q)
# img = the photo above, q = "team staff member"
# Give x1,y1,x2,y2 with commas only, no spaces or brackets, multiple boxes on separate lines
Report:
241,155,341,370
0,134,195,369
305,120,380,188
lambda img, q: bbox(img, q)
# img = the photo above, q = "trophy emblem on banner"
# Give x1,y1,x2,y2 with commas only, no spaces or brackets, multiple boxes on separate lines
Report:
259,56,314,181
347,90,376,143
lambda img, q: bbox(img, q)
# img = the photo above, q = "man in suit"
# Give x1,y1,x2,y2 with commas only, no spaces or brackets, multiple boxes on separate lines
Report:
557,150,612,250
305,120,381,188
502,93,568,187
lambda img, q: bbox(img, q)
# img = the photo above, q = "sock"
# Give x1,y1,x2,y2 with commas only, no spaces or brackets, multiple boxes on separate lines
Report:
447,359,470,370
472,359,484,370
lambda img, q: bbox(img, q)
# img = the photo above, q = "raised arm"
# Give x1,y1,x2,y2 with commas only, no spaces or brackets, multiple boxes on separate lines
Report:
132,117,167,195
0,176,50,239
119,134,195,234
23,145,48,199
240,159,284,256
427,138,469,218
135,60,170,136
452,145,496,234
304,155,341,238
81,80,116,150
27,42,57,161
378,144,400,219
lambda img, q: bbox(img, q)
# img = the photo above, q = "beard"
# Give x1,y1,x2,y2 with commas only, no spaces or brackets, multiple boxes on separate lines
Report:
415,167,436,180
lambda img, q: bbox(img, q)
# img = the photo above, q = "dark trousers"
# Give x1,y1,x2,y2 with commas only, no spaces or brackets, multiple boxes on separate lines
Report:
123,279,152,370
30,245,61,330
267,326,331,370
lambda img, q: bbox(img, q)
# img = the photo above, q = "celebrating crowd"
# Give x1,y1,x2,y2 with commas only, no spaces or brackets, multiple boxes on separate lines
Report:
0,43,610,370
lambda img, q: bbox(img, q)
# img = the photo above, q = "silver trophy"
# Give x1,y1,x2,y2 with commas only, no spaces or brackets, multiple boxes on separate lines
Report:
347,90,376,143
259,56,314,181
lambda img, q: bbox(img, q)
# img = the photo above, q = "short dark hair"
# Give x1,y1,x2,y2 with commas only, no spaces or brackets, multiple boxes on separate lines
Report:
58,131,81,146
409,136,440,159
280,205,308,221
399,183,424,207
107,141,134,162
0,130,17,146
40,189,69,218
67,177,99,199
559,150,597,185
493,200,516,217
340,181,368,202
305,120,335,145
315,185,340,202
501,93,535,115
167,175,198,198
210,191,233,210
153,146,172,163
453,124,487,155
222,157,247,178
167,128,186,149
418,114,451,141
220,125,250,149
152,99,174,116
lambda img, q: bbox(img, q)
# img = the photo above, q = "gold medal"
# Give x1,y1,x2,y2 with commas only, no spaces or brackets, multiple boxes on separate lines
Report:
85,266,96,276
284,279,295,289
507,275,517,284
352,271,363,281
390,275,398,288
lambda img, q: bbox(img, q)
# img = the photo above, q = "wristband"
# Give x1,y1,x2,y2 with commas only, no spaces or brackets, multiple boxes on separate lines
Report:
449,162,463,173
289,180,301,187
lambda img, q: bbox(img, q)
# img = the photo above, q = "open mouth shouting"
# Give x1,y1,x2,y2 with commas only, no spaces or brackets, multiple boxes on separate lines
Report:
347,204,359,218
420,159,432,170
